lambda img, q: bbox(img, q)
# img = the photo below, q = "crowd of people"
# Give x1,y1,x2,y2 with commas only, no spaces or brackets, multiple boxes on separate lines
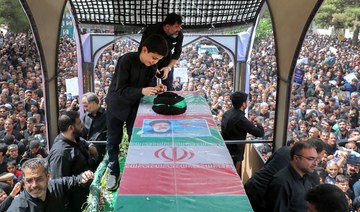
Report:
246,31,360,211
0,30,51,210
72,28,360,209
0,16,359,210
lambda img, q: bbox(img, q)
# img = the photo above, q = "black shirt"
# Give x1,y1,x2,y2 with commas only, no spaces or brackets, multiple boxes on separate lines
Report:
265,164,319,212
0,158,7,174
0,195,13,211
0,130,24,143
23,147,48,159
48,135,91,177
106,52,157,121
245,146,291,209
7,176,83,212
81,107,107,141
47,134,91,212
139,23,183,69
221,108,264,161
221,108,264,141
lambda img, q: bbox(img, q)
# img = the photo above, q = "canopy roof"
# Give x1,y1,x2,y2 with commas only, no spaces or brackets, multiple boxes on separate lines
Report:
21,0,324,153
70,0,263,29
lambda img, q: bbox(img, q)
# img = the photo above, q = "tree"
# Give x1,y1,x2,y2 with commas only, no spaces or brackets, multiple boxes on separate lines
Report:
255,18,273,43
0,0,31,56
314,0,359,45
0,0,30,33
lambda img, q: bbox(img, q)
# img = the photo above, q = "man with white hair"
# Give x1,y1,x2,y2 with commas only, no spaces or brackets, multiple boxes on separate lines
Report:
81,92,107,141
318,102,326,114
108,64,115,73
259,102,270,119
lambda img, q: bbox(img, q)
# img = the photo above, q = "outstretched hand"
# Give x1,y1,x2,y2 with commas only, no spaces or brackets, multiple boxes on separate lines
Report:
10,182,22,198
80,170,94,184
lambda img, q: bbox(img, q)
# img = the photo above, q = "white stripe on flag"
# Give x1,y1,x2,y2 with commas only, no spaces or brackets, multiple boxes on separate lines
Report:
125,146,233,164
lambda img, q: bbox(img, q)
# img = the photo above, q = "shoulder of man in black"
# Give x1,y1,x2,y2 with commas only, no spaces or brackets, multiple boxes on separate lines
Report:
142,23,165,38
248,146,291,186
139,23,165,50
7,190,31,212
51,134,77,149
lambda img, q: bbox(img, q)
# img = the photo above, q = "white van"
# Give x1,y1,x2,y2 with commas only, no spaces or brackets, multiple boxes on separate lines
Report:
198,45,222,60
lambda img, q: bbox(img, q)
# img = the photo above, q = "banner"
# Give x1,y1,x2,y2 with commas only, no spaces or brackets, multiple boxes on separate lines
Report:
293,68,305,85
65,77,79,96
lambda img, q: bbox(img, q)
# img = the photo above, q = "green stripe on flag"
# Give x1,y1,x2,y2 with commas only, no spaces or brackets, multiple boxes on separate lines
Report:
115,195,253,212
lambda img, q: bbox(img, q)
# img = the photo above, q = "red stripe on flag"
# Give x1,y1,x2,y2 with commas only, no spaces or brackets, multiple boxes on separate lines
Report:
118,167,245,195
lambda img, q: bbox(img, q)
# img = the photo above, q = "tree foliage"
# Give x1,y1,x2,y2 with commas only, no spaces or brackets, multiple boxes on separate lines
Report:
314,0,359,44
255,18,273,42
0,0,30,33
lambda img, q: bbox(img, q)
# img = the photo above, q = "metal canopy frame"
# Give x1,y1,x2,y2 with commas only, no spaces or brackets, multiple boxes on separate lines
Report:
70,0,263,29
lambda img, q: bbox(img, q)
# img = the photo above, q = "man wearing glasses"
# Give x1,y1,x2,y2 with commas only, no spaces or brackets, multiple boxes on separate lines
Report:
245,138,324,212
7,158,94,212
0,105,11,119
265,142,320,212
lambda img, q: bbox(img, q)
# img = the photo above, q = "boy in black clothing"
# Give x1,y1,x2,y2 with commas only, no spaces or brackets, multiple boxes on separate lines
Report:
106,34,168,190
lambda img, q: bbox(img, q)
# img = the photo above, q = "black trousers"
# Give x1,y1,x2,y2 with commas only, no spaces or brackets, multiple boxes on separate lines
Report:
106,110,136,175
162,67,174,91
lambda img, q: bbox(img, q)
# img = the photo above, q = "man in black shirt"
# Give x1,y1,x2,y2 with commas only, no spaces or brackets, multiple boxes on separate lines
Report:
0,118,24,142
0,143,8,174
244,145,291,211
7,158,94,212
245,138,324,211
265,142,320,212
139,13,183,91
106,34,168,191
335,119,350,144
48,111,97,211
221,91,264,174
81,92,107,142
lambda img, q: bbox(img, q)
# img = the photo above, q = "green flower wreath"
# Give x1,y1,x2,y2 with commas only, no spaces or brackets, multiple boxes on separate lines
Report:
85,126,130,212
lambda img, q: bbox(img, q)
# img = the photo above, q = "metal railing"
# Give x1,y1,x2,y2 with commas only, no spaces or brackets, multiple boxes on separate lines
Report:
89,139,273,145
223,140,272,144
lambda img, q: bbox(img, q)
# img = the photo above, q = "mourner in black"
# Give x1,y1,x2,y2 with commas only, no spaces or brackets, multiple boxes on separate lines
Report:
221,91,264,174
265,142,320,212
106,34,168,191
81,92,107,141
47,111,97,211
245,138,324,212
244,145,291,211
139,13,183,90
7,158,94,212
